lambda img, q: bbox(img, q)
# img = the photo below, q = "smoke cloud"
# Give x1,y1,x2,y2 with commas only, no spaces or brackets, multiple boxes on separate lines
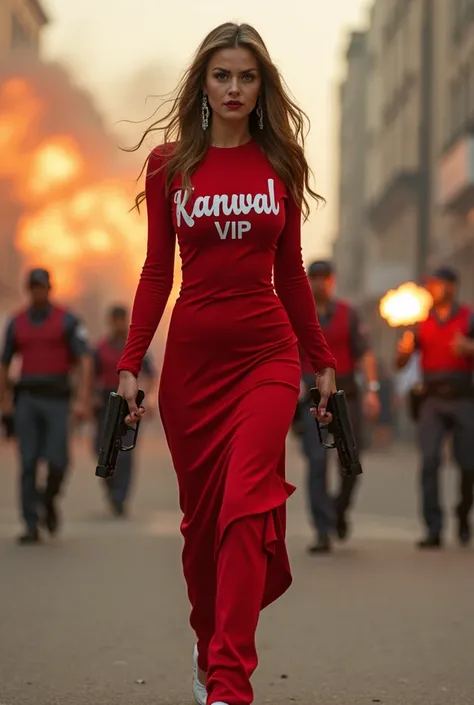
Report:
0,52,179,351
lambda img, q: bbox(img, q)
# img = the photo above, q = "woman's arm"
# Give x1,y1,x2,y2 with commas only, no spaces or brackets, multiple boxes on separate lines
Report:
117,148,176,377
274,192,336,373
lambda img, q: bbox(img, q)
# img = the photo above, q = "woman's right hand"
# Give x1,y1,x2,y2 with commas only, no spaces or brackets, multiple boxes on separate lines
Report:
312,367,337,423
117,370,146,425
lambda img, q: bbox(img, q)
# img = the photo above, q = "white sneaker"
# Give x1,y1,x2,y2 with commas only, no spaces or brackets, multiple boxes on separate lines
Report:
192,643,207,705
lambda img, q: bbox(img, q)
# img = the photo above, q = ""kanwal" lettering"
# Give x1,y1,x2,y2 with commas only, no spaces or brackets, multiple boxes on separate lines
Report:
174,178,280,228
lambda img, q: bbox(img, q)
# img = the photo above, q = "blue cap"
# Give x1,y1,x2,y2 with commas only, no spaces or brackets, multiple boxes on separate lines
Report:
307,260,334,277
27,268,50,287
109,305,128,318
426,266,459,284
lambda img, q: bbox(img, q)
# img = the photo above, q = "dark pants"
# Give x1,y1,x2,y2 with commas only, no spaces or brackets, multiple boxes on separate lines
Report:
94,405,133,509
417,396,474,536
14,392,70,533
300,394,362,538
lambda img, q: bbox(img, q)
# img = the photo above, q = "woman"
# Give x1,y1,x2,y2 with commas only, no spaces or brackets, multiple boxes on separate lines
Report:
117,22,336,705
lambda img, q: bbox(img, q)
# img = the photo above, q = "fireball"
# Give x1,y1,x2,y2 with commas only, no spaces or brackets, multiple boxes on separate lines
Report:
379,282,433,327
0,70,175,303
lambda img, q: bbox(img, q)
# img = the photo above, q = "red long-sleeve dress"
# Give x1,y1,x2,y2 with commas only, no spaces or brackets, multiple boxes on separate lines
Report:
117,139,335,703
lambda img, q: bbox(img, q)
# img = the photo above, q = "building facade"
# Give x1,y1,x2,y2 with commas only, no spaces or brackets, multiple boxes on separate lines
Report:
434,0,474,303
333,30,369,301
335,0,474,334
333,0,474,438
334,0,437,361
0,0,48,57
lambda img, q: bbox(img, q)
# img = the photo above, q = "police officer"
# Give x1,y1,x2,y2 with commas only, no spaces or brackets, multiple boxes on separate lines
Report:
0,268,92,544
396,266,474,549
93,305,156,517
298,260,381,553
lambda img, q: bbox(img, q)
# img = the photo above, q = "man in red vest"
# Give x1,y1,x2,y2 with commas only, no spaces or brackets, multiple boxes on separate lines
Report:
298,260,380,553
396,266,474,549
0,268,92,544
93,305,156,517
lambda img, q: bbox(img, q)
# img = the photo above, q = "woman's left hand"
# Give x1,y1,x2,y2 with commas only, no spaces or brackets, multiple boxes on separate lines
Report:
311,367,337,423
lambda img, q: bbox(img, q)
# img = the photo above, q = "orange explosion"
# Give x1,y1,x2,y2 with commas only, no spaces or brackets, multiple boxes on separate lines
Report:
379,282,433,327
0,75,148,300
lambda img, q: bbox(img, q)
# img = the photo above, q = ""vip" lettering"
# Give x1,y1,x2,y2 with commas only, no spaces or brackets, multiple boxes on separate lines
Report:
215,221,252,240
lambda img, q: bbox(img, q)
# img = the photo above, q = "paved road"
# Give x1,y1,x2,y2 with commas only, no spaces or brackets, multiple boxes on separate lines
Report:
1,420,473,705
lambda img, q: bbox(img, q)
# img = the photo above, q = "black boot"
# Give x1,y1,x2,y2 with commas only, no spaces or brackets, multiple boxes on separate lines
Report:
335,510,349,541
104,484,126,517
417,534,442,549
308,534,331,554
41,466,63,536
456,508,471,546
18,528,40,545
43,498,59,535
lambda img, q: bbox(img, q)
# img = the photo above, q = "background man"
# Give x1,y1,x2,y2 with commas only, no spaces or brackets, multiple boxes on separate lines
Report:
298,260,380,553
93,305,157,516
0,268,92,544
396,266,474,549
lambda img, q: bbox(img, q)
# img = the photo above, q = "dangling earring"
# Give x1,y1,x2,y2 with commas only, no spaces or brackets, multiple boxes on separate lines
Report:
201,93,210,131
256,97,264,130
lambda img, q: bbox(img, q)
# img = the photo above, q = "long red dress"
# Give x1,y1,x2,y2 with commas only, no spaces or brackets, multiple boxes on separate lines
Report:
118,140,336,704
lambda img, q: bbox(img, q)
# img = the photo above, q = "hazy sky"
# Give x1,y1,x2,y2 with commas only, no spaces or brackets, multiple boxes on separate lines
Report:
41,0,369,261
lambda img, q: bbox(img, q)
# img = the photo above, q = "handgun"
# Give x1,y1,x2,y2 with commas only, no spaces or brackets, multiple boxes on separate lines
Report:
309,388,363,477
95,390,145,479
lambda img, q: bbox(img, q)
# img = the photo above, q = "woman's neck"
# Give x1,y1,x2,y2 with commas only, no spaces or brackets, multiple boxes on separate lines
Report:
210,117,251,148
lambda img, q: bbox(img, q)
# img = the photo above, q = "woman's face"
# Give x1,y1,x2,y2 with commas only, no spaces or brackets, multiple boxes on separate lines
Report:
204,46,262,126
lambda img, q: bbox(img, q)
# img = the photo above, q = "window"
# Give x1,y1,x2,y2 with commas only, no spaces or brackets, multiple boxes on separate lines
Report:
452,0,474,43
10,14,31,50
470,53,474,117
447,62,474,147
463,64,471,127
452,0,460,41
384,0,413,46
449,77,459,144
455,74,462,137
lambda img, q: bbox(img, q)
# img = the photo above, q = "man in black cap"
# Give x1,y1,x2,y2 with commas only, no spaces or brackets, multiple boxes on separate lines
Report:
0,268,93,544
298,260,380,553
93,304,156,516
396,265,474,548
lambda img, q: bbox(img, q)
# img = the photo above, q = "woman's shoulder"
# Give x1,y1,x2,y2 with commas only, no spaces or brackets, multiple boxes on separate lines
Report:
149,141,177,166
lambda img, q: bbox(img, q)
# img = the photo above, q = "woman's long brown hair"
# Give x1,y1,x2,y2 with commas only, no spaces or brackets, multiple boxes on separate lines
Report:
127,22,325,221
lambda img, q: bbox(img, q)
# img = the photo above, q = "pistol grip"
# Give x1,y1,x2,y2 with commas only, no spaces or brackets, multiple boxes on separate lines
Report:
120,389,145,451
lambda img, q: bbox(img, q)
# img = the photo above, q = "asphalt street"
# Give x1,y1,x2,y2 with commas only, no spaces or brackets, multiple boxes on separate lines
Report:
0,419,473,705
